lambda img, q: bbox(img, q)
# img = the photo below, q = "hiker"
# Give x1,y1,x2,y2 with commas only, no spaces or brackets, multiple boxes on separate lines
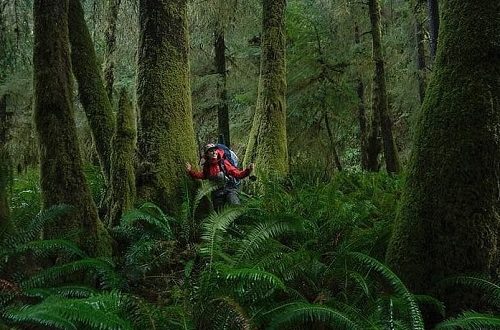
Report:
185,143,254,209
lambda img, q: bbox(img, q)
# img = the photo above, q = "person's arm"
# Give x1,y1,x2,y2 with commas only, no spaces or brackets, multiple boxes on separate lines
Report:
224,160,254,179
186,163,205,179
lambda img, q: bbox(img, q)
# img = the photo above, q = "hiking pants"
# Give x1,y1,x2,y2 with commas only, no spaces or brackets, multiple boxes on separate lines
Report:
212,187,240,210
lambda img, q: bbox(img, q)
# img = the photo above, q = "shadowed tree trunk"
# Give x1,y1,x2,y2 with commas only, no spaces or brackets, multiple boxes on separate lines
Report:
136,0,198,212
107,89,136,227
386,0,500,321
215,28,230,147
323,112,342,172
68,0,115,184
368,0,400,173
427,0,439,60
0,94,11,237
33,0,111,256
103,0,121,102
413,1,427,103
244,0,288,178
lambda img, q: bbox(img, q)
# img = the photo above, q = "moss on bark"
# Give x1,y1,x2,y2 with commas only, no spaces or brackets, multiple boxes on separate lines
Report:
103,0,121,102
386,0,500,315
107,89,136,227
33,0,111,257
68,0,115,184
136,0,198,212
243,0,288,178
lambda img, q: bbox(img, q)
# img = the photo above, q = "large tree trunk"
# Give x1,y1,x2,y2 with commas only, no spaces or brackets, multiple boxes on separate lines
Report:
136,0,198,212
368,0,400,173
103,0,121,102
33,0,111,256
68,0,115,184
0,94,11,237
107,89,136,227
214,29,230,147
427,0,439,60
244,0,288,178
386,0,500,320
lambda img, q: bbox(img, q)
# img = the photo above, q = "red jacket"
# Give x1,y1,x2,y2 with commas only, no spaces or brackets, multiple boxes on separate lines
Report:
188,152,250,180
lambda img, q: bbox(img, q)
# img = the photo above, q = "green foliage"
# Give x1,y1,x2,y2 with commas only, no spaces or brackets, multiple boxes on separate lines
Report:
434,312,500,330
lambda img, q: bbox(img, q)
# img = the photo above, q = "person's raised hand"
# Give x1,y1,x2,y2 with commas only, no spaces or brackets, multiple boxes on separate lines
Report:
185,162,192,172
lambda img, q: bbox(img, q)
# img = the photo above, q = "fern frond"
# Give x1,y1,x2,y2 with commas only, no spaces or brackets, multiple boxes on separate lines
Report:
22,258,123,290
200,207,246,266
24,285,97,299
4,292,133,330
235,220,299,264
348,252,424,330
413,294,445,318
120,202,174,239
267,302,360,330
192,181,218,216
1,239,87,261
439,275,500,308
435,312,500,329
216,265,286,291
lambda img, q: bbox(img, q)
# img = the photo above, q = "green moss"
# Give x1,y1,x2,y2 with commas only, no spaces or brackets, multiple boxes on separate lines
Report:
244,0,288,178
386,0,500,314
136,0,198,213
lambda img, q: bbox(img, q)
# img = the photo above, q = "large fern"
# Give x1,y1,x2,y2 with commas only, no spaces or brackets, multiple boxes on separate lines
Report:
435,311,500,329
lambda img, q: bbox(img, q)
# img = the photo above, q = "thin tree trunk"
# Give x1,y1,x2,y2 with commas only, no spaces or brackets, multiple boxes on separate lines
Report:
0,94,11,237
107,89,136,227
427,0,439,60
214,29,230,147
386,0,500,321
413,2,427,103
33,0,111,256
323,112,342,171
103,0,121,102
354,23,370,170
136,0,198,212
368,0,400,173
244,0,288,178
68,0,115,184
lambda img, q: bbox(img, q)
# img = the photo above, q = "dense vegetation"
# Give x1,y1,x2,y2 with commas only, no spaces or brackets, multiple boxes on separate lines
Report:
0,0,498,329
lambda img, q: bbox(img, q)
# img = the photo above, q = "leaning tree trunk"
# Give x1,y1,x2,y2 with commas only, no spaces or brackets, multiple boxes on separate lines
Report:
214,28,230,147
33,0,111,256
103,0,121,102
68,0,115,184
368,0,400,173
107,89,136,227
136,0,198,212
244,0,288,178
386,0,500,319
0,94,11,237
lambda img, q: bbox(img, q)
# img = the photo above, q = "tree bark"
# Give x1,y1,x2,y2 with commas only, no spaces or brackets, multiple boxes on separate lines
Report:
368,0,400,173
413,2,427,104
386,0,500,319
33,0,111,256
0,94,11,237
68,0,115,184
323,112,342,172
243,0,288,178
107,89,136,227
214,29,230,147
136,0,198,212
103,0,121,102
427,0,439,60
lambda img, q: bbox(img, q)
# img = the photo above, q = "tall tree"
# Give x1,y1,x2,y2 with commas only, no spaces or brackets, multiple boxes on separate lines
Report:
412,0,427,103
368,0,400,173
136,0,198,211
214,27,230,147
103,0,121,102
244,0,288,178
68,0,115,184
386,0,500,318
0,95,11,237
33,0,111,256
107,89,136,227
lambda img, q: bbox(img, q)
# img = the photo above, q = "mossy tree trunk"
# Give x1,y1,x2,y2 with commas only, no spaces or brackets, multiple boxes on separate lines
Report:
244,0,288,178
354,24,369,171
0,94,12,237
215,28,230,147
386,0,500,318
107,89,136,227
103,0,121,102
368,0,400,173
136,0,198,212
33,0,111,256
413,1,427,104
68,0,115,184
